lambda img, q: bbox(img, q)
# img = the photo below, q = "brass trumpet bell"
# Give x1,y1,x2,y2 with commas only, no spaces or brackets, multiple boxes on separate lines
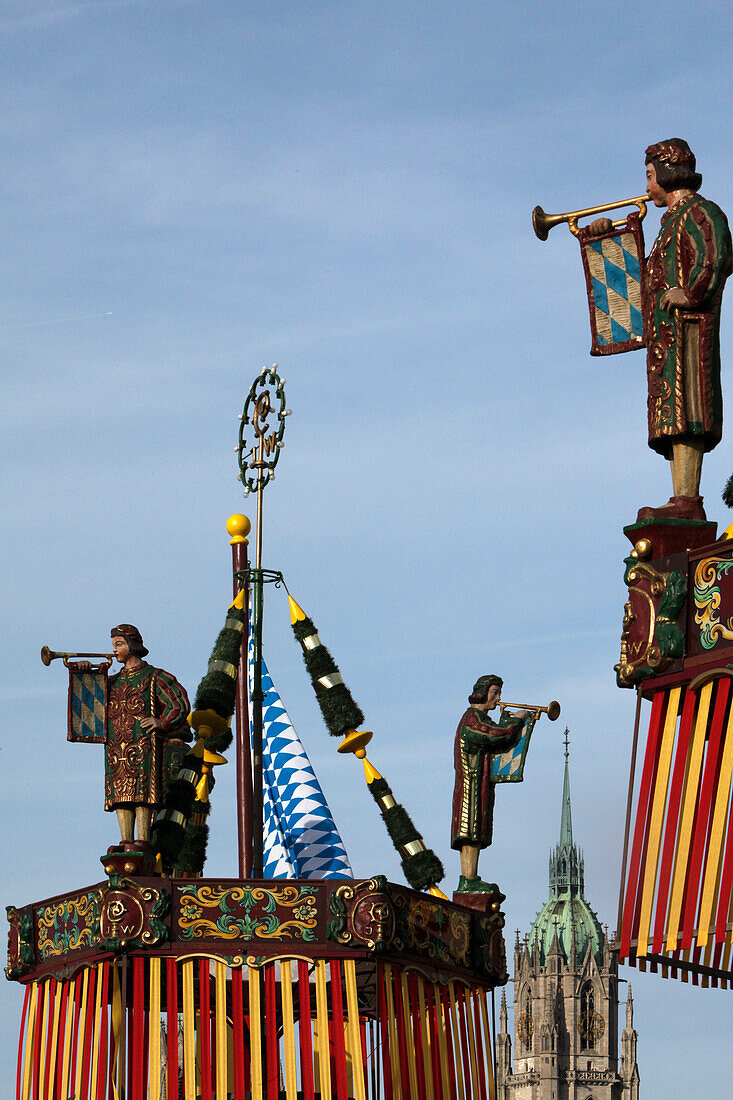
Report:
499,699,561,721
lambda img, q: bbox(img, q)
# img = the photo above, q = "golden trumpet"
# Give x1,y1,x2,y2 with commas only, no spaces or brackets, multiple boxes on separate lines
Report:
499,700,561,722
41,646,114,668
532,194,650,240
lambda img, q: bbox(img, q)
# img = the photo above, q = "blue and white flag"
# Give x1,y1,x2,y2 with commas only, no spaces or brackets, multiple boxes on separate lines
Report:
248,623,352,880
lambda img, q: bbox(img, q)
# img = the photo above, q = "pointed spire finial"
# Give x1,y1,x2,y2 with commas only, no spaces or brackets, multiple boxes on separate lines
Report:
564,725,570,762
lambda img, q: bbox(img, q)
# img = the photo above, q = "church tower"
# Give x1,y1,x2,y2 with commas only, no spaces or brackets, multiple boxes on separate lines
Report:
497,734,640,1100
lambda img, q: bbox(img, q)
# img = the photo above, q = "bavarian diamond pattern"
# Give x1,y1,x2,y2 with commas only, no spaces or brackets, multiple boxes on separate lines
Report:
248,617,352,880
70,672,106,741
490,716,536,784
585,233,644,346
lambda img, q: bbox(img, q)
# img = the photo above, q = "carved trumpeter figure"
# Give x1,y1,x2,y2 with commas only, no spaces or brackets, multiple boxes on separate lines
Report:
103,625,190,849
451,675,525,893
591,139,732,520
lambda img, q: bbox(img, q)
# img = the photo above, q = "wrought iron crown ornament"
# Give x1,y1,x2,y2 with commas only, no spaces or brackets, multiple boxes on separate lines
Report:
237,365,290,495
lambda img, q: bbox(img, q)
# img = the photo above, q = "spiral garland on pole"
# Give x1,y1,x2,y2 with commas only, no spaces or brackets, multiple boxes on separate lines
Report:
289,594,446,897
152,593,244,875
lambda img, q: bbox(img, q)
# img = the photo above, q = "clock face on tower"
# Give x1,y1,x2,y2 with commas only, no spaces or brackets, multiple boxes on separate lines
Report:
578,1007,605,1045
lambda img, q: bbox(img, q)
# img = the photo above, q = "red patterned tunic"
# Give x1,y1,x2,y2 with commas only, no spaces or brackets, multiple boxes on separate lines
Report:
104,663,190,810
451,707,523,850
645,194,732,456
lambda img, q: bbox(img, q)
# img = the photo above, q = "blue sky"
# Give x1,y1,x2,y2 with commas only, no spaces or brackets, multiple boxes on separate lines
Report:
2,1,733,1095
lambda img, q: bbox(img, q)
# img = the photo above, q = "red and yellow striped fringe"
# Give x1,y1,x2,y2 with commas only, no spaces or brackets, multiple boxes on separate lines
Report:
618,677,733,985
15,955,496,1099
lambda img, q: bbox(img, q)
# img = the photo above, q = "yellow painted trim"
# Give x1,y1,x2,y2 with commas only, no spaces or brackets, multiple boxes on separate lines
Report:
182,959,196,1100
249,965,263,1100
448,984,466,1100
698,700,733,945
59,978,75,1100
400,971,419,1100
433,982,451,1100
74,967,90,1099
314,960,332,1100
344,959,367,1100
462,985,481,1100
415,976,434,1100
667,683,712,952
89,964,105,1097
21,981,38,1100
215,961,228,1100
382,965,403,1100
479,990,495,1100
280,960,298,1100
637,687,680,955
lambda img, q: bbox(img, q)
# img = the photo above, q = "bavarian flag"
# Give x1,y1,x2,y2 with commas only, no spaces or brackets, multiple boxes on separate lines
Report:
248,616,352,879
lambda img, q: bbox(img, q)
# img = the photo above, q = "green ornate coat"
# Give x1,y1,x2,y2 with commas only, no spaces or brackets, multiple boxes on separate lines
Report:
645,195,732,457
105,663,190,810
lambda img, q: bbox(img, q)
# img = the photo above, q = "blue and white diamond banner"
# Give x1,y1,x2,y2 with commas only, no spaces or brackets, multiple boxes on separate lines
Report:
578,216,647,356
67,667,107,744
490,715,537,785
248,622,352,880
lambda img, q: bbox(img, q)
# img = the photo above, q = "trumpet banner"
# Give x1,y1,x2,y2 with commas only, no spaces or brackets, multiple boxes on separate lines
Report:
577,213,646,356
490,714,537,784
618,676,733,986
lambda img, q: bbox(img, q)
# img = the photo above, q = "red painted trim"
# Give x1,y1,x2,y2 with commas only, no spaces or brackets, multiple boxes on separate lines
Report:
16,982,30,1100
166,957,179,1100
471,990,488,1100
328,961,349,1100
652,686,697,953
297,960,315,1100
619,691,667,958
231,965,246,1100
80,967,97,1100
681,680,730,947
407,974,426,1100
198,960,212,1100
265,965,280,1100
131,958,145,1100
55,980,69,1100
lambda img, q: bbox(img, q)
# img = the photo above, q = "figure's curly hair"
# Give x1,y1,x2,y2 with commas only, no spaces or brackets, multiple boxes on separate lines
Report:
645,138,702,193
469,674,503,705
111,624,149,659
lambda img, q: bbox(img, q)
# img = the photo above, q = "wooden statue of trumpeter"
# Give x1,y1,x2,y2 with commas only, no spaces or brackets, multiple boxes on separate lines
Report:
535,137,732,524
452,675,560,896
42,624,190,862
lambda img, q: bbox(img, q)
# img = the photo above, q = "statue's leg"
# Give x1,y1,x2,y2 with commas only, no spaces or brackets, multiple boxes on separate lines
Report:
460,844,479,880
135,807,152,842
675,441,704,498
116,807,134,842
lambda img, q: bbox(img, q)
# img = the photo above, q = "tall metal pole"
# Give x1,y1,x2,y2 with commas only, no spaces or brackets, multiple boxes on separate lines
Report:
227,513,253,878
236,366,289,882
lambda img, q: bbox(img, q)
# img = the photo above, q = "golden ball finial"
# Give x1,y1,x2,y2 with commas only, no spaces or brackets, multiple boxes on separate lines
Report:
227,513,251,544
